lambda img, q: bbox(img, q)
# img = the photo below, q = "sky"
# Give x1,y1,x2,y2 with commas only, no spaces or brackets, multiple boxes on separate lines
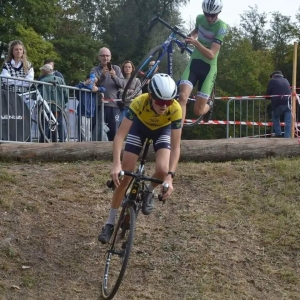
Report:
180,0,299,28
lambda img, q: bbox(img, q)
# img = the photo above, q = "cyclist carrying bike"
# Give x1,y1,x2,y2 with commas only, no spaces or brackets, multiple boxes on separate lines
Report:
178,0,227,123
99,74,182,244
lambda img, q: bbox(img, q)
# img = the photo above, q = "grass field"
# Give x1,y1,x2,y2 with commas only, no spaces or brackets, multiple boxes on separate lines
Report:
1,158,300,300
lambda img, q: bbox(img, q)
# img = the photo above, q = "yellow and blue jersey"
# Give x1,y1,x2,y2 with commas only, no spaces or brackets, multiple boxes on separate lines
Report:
125,93,182,130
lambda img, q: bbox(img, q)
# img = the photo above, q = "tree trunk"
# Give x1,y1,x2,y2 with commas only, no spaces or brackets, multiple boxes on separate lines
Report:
0,139,299,163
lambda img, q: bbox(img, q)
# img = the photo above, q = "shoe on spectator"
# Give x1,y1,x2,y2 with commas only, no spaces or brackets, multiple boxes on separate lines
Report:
98,224,114,244
202,99,214,122
142,191,154,215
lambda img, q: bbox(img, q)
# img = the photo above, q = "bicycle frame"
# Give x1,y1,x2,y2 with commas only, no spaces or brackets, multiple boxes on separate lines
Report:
144,17,193,78
107,139,163,211
102,138,168,299
23,88,58,130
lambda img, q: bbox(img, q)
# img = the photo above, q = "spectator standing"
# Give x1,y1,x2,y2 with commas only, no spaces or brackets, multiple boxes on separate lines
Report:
91,47,126,141
38,63,68,142
266,71,292,138
75,74,108,141
119,60,142,122
38,58,64,80
1,40,34,93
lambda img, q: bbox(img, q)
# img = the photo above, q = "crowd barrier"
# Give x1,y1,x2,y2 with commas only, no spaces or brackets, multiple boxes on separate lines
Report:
1,75,300,142
0,75,107,143
186,94,300,138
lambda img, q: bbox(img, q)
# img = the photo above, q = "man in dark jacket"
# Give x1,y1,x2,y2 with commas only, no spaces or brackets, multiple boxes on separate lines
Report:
266,71,292,138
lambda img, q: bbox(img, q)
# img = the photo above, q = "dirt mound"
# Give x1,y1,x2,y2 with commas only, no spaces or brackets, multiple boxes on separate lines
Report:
1,159,300,299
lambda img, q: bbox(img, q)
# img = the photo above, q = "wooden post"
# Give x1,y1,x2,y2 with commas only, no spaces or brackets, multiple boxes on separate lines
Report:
291,42,298,137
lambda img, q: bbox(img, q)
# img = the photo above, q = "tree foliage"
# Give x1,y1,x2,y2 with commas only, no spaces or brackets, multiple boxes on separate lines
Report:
0,1,300,139
239,5,268,51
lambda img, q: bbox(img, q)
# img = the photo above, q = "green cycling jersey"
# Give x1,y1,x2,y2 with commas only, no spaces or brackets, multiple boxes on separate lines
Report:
191,14,227,65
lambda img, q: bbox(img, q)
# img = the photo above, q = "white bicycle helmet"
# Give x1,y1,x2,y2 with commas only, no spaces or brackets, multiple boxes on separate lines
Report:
148,73,177,101
202,0,223,14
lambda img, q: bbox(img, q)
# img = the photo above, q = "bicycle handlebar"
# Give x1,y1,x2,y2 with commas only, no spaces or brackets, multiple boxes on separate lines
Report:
106,170,169,202
107,170,163,188
147,14,188,40
181,33,191,54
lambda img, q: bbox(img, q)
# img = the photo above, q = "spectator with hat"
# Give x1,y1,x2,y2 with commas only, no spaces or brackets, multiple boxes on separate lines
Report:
38,58,64,81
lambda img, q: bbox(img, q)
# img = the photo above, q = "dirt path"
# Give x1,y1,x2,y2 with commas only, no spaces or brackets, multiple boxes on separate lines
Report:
1,159,300,299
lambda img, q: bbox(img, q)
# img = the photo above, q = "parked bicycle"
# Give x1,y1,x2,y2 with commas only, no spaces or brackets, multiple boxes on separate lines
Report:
22,86,70,142
101,138,168,300
122,14,215,126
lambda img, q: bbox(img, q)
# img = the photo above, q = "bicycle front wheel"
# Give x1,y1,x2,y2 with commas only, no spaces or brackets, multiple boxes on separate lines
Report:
38,101,70,143
122,45,164,103
101,204,136,300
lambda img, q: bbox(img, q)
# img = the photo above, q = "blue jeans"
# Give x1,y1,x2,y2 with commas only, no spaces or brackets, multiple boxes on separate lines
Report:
272,105,292,138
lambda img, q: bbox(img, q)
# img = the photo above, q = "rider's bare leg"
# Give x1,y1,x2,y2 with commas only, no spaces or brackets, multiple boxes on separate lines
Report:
194,95,210,116
178,83,193,125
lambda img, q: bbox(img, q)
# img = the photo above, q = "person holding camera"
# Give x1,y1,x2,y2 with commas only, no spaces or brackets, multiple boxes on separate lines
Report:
91,47,126,141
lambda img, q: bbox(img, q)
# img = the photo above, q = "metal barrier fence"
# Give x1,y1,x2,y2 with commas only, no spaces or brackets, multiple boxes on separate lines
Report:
0,75,107,143
1,75,300,142
225,96,300,138
226,97,270,138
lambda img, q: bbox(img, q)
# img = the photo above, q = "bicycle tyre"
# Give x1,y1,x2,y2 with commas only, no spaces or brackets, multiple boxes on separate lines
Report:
122,45,164,103
38,101,70,143
184,84,216,127
101,204,136,300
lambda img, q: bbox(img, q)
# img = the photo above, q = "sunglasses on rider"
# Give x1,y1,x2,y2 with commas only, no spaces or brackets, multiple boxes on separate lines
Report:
154,98,173,107
204,12,218,18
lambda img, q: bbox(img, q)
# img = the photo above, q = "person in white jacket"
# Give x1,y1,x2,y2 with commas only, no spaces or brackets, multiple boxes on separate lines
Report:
1,40,34,93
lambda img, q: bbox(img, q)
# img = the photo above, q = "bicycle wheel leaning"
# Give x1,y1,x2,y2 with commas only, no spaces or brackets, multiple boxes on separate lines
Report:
38,101,70,142
101,204,136,300
122,45,164,103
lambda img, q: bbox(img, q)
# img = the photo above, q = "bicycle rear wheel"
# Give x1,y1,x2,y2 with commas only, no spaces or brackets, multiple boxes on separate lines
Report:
101,204,136,300
38,101,70,142
184,84,216,126
122,45,164,103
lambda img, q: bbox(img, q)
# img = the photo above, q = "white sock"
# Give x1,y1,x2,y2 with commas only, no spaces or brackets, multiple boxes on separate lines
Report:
106,208,118,225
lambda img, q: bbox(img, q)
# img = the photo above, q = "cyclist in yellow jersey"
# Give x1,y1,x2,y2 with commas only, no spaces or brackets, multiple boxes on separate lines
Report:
99,74,182,244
